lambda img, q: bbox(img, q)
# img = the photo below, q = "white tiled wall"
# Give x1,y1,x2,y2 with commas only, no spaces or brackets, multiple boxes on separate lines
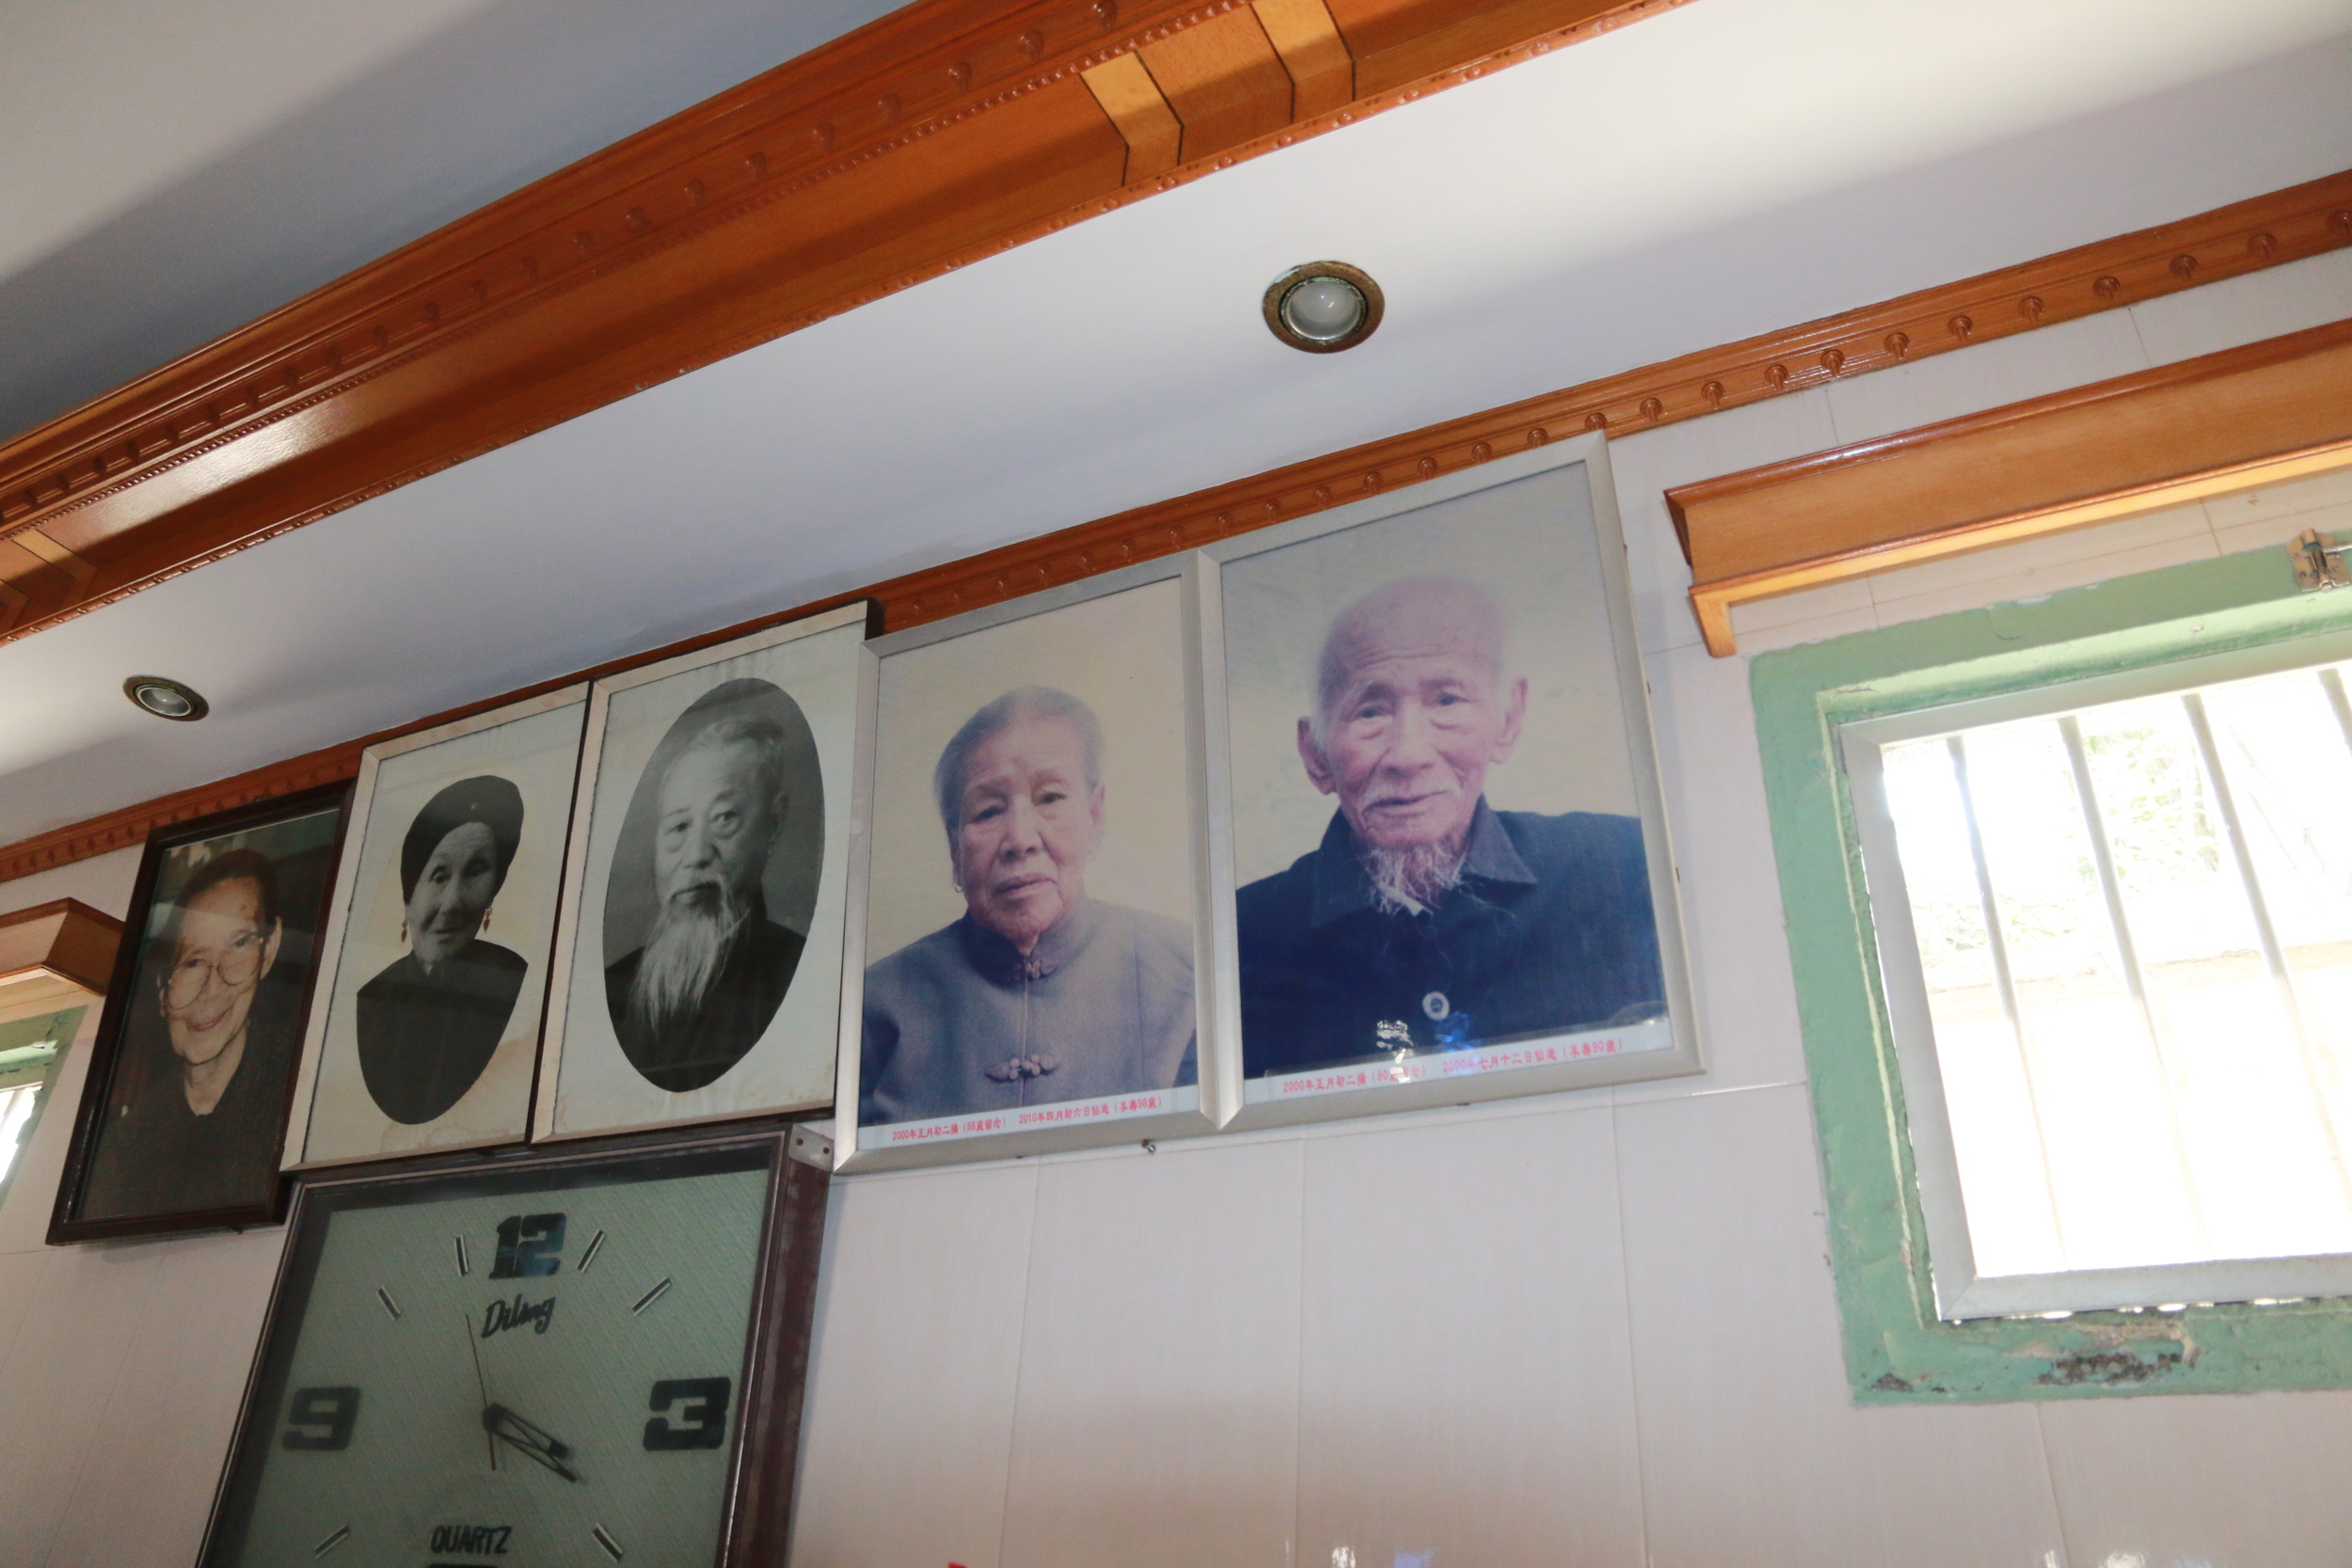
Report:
4,259,2350,1568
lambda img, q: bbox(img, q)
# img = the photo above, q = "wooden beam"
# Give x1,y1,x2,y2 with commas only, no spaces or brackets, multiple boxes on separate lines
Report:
1669,320,2352,656
1253,0,1356,117
1325,0,1630,96
0,0,1706,649
1137,7,1294,162
0,900,124,1022
1,172,2348,883
1082,53,1185,181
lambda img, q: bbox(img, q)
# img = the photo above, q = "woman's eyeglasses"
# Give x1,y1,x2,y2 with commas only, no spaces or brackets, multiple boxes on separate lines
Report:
163,929,267,1008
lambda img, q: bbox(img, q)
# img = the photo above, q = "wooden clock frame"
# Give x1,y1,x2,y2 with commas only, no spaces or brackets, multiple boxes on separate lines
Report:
196,1123,831,1566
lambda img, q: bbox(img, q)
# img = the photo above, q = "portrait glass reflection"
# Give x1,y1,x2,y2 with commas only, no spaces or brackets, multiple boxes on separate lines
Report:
860,578,1199,1133
73,800,342,1227
1221,473,1669,1085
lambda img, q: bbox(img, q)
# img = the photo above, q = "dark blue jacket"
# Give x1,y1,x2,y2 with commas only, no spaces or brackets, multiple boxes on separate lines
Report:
1235,801,1665,1076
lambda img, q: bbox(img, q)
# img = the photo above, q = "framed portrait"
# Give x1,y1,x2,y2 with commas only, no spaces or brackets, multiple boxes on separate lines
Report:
839,557,1223,1169
48,783,349,1243
283,688,590,1169
1201,436,1701,1127
538,602,870,1141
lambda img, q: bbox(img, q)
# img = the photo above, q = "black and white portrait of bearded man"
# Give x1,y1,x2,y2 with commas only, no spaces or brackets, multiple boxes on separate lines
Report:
604,717,805,1092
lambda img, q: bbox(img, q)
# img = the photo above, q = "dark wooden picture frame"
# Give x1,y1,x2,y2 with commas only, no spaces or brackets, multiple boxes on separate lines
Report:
47,782,351,1243
196,1126,829,1566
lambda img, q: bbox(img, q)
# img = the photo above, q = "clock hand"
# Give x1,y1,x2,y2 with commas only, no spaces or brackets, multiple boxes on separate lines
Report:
465,1317,497,1472
482,1403,580,1482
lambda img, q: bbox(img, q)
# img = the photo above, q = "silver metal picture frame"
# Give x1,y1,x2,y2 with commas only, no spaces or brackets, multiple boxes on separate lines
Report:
285,685,589,1169
538,602,870,1142
835,555,1227,1170
1200,435,1703,1127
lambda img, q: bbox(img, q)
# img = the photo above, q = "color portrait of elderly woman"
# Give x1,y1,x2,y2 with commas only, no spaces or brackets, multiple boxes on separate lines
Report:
356,775,529,1124
860,686,1196,1125
80,847,295,1217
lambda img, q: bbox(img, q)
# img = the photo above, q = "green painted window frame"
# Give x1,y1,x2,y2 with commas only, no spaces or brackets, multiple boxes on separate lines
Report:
1754,546,2352,1403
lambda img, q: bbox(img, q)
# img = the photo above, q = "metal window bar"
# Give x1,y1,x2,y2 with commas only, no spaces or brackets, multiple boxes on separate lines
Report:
2319,666,2352,764
2057,715,2211,1246
2180,690,2352,1211
1945,736,2071,1259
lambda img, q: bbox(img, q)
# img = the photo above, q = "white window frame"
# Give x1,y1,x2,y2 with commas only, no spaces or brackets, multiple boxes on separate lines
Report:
1841,626,2352,1319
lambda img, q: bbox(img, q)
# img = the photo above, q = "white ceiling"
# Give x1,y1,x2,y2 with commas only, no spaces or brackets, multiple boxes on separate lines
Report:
0,0,906,437
2,0,2349,849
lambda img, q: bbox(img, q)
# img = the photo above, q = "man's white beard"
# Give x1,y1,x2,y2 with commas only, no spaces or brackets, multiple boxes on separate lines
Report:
631,883,748,1037
1360,840,1467,917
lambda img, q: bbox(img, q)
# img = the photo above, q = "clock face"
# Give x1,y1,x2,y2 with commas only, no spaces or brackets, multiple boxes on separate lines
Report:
205,1140,776,1568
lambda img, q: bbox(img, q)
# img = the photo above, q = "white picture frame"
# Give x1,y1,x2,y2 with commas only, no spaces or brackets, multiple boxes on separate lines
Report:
283,687,588,1170
537,602,869,1142
835,557,1226,1170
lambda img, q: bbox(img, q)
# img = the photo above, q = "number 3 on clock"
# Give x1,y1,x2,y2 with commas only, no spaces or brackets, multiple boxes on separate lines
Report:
644,1378,731,1450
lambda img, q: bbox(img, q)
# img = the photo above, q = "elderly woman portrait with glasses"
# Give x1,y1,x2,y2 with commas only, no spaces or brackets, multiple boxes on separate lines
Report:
81,847,297,1219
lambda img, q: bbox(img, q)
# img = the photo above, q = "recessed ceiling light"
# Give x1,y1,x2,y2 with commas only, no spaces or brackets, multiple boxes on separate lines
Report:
124,675,208,721
1263,261,1383,354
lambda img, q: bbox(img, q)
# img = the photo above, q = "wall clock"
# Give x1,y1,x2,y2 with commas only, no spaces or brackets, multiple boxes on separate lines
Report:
199,1127,827,1567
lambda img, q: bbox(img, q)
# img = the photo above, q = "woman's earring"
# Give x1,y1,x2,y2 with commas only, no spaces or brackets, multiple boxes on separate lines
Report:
399,917,407,943
481,906,491,933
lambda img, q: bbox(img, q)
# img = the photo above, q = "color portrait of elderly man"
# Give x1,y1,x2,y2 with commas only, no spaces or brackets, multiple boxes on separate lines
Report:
605,717,805,1093
1236,577,1665,1075
860,687,1196,1125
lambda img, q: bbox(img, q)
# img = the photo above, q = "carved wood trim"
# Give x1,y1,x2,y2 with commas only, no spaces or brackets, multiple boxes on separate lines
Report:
1667,319,2352,655
0,0,1697,644
2,172,2346,882
0,899,124,994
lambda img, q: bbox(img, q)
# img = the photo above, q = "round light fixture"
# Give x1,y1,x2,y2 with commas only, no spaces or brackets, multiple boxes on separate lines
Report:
1263,261,1383,354
124,675,209,721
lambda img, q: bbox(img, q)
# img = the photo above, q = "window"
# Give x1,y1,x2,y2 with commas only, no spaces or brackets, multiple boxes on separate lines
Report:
0,1006,81,1205
1845,635,2352,1318
0,1082,42,1185
1753,543,2352,1402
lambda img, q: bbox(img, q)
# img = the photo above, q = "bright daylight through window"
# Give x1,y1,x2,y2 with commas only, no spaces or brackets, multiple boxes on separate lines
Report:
1846,639,2352,1318
0,1081,41,1187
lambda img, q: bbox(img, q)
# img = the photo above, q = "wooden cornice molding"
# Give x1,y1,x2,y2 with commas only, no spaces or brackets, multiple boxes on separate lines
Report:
0,0,1682,646
0,900,124,1022
1668,319,2352,655
2,171,2347,884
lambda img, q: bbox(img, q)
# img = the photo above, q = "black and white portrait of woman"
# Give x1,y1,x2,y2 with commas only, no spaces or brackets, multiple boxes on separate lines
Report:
286,689,588,1167
355,775,528,1124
